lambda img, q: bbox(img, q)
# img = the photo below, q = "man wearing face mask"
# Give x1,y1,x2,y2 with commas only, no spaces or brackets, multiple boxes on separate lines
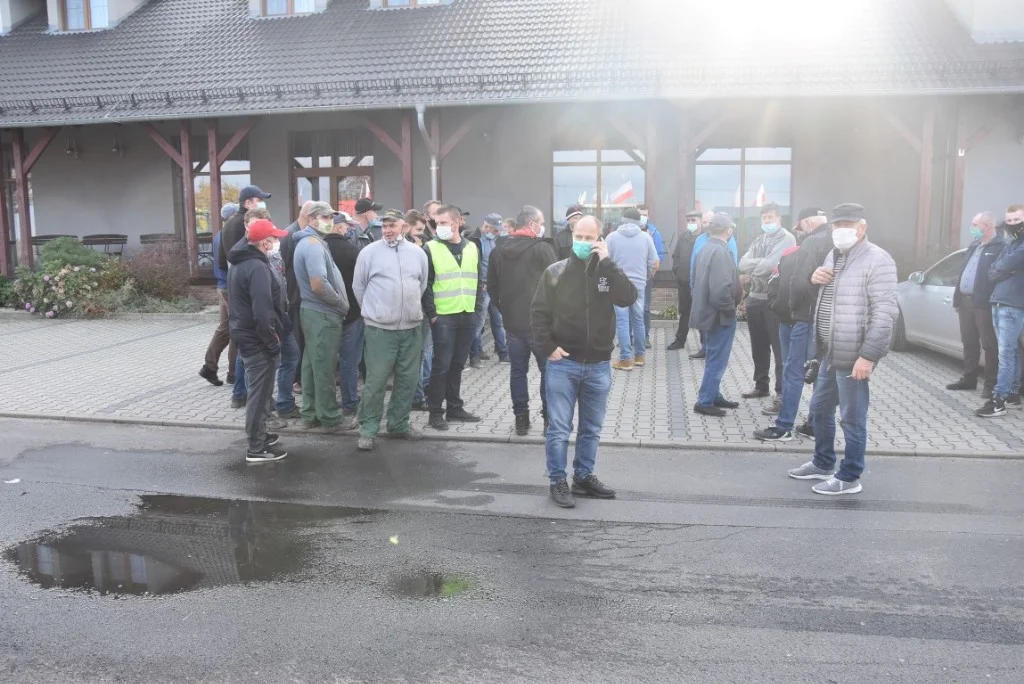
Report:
788,203,898,495
469,213,510,367
352,198,383,243
227,218,291,463
690,210,739,359
531,215,637,508
738,204,796,404
637,205,666,348
554,205,585,261
976,204,1024,417
948,212,1002,400
352,210,429,451
292,205,350,432
607,207,659,370
668,210,703,351
422,205,486,431
219,185,272,273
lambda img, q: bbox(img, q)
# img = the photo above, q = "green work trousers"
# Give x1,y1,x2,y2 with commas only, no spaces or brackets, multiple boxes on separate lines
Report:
358,324,424,438
299,308,343,427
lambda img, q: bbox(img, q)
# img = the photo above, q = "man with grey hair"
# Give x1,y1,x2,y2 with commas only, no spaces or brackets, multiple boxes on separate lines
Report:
690,213,742,416
689,210,738,359
282,200,318,392
949,210,1003,397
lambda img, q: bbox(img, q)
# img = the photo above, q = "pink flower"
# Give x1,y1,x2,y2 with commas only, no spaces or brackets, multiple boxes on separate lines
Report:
42,275,50,282
24,303,30,311
28,306,36,313
45,311,55,319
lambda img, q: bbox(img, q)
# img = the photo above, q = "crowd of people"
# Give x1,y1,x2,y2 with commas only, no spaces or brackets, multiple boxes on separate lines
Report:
198,186,1024,505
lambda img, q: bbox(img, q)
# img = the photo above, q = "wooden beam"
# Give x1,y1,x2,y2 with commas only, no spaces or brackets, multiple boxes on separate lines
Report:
215,117,256,167
180,121,198,276
143,123,185,169
949,106,968,252
677,120,696,233
439,111,481,161
207,121,222,238
0,150,11,277
645,112,657,223
879,108,922,155
401,112,413,211
362,117,403,159
606,113,646,153
11,131,34,269
691,116,724,150
431,111,442,201
20,127,60,175
915,103,936,259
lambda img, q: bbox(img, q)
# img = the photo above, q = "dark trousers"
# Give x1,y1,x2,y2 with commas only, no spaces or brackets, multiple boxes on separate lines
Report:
674,284,692,344
746,298,783,394
241,351,278,453
507,329,548,417
958,305,998,389
203,288,237,375
427,312,476,415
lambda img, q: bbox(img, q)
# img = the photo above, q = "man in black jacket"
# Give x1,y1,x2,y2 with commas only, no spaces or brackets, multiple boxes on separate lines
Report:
554,204,585,261
531,215,637,508
488,205,559,436
218,185,272,273
949,211,1003,397
668,210,703,350
324,212,366,423
228,218,290,464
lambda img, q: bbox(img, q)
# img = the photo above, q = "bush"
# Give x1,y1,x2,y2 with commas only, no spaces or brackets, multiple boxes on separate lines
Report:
126,244,190,300
0,276,17,308
38,237,108,271
94,280,203,314
13,264,107,317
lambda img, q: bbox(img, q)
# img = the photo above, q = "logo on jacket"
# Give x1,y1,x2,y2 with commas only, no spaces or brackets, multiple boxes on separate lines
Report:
597,276,610,293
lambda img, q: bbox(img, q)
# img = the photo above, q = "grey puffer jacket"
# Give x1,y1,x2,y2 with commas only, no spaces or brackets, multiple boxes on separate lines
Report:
813,239,898,370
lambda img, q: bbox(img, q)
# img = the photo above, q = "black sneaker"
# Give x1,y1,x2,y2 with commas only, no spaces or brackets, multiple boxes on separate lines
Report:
572,474,616,499
667,340,685,351
411,399,430,412
514,414,530,436
946,376,978,391
231,396,247,409
199,366,223,387
795,421,815,438
264,433,280,447
549,479,575,508
694,403,726,417
981,387,994,400
753,426,793,442
498,354,510,364
1007,394,1022,409
446,407,481,422
713,397,739,409
277,407,301,420
428,414,449,431
246,444,287,464
478,352,492,361
468,357,483,369
689,349,706,360
975,399,1006,418
226,373,236,385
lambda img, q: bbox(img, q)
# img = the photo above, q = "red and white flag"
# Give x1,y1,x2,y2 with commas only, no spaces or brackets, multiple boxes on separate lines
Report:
609,181,634,204
754,184,767,207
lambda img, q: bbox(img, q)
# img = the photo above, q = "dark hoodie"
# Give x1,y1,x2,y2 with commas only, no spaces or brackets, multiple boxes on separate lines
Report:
788,221,835,322
323,231,363,324
487,232,558,333
227,241,285,359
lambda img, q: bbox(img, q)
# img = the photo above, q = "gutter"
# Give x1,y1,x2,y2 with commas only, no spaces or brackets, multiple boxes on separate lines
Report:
415,103,438,201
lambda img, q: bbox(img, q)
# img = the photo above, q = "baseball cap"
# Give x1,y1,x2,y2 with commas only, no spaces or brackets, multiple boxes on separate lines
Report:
685,210,702,220
355,198,384,214
484,213,503,228
797,207,826,222
621,207,642,222
565,205,585,220
238,185,271,205
307,201,336,219
220,203,239,221
333,211,354,224
247,218,288,242
380,209,405,223
830,203,866,224
707,213,734,232
457,207,470,217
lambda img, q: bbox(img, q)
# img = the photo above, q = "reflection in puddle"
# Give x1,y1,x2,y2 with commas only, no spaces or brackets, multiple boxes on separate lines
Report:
394,572,472,598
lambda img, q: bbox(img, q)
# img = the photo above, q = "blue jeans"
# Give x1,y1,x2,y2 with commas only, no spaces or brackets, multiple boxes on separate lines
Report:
696,318,737,406
275,330,300,413
232,355,247,400
338,318,365,414
615,284,646,360
992,304,1024,399
471,290,508,358
643,279,653,342
544,358,612,483
507,330,547,417
775,321,812,431
810,358,870,482
427,312,476,414
414,318,432,403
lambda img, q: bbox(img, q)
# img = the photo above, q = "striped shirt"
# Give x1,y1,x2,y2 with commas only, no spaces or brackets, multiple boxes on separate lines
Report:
816,252,846,351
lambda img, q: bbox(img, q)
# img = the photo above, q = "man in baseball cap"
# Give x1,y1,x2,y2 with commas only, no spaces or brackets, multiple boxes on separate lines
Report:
354,198,384,242
227,218,290,464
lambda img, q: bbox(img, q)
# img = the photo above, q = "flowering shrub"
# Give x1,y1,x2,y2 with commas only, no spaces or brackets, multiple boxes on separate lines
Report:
127,244,190,300
13,264,107,318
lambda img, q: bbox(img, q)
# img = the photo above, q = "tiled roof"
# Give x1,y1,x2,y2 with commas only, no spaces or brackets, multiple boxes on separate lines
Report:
0,0,1022,127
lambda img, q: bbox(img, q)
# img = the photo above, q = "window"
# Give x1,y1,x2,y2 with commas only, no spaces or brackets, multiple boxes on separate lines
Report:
695,147,791,252
191,138,251,234
290,130,374,219
263,0,315,16
924,252,967,287
61,0,108,30
552,149,646,231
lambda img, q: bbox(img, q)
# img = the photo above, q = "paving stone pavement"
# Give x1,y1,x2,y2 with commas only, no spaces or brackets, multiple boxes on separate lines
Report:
1,314,1022,456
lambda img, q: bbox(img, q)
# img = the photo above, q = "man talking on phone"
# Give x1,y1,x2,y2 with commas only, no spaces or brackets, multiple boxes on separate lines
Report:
787,203,898,495
531,215,637,508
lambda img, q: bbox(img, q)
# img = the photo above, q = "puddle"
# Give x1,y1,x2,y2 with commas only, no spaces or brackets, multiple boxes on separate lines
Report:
393,571,473,598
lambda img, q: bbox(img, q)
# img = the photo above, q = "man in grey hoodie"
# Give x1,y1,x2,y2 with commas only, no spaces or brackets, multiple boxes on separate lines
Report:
606,207,659,370
352,210,429,451
738,203,795,404
293,211,350,432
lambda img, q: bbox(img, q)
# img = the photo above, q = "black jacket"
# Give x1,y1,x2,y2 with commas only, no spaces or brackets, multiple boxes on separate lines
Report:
554,226,574,261
488,235,558,333
672,230,698,286
954,236,1005,309
218,211,247,272
531,255,637,363
788,223,834,322
769,244,801,324
323,232,363,324
227,241,285,358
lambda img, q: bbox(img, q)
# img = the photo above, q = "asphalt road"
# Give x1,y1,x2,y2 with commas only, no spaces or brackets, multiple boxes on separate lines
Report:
1,418,1022,683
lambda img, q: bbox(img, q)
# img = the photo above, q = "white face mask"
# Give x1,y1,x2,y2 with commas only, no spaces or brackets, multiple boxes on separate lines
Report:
266,240,280,255
686,223,699,233
534,223,545,239
436,225,453,241
384,234,405,248
832,227,860,251
640,215,649,227
255,200,267,210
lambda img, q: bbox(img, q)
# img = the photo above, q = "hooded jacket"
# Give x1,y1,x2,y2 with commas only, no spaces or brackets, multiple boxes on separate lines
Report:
988,231,1024,310
292,227,349,320
227,241,285,358
487,233,559,333
218,210,248,272
643,222,666,262
554,225,574,261
353,238,429,330
531,254,638,363
605,223,659,286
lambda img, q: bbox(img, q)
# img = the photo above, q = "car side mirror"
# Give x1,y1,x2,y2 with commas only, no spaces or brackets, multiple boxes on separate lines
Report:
908,272,925,285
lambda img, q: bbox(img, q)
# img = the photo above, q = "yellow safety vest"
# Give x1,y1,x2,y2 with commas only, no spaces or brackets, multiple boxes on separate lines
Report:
426,239,478,315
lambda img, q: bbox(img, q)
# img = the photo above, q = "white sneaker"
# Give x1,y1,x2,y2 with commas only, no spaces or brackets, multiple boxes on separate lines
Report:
787,461,833,480
811,476,863,496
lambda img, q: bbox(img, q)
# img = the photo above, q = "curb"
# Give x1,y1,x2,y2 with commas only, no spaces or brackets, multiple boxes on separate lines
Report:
2,411,1020,460
0,310,218,322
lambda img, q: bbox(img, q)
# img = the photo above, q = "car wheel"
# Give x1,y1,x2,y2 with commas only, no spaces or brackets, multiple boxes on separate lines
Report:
891,310,908,351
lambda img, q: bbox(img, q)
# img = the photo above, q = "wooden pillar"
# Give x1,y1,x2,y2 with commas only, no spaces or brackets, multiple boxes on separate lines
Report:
678,121,695,230
0,149,11,278
645,113,657,223
7,127,60,269
949,106,968,252
915,104,936,259
430,111,442,201
180,121,198,276
401,112,413,211
207,121,222,237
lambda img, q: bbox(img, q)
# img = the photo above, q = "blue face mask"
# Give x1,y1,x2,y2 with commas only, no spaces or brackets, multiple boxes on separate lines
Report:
761,222,779,234
686,223,699,233
571,240,593,260
969,227,983,240
482,232,496,241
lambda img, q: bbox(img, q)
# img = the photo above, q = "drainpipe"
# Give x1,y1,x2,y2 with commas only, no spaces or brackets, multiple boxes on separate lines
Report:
415,104,438,200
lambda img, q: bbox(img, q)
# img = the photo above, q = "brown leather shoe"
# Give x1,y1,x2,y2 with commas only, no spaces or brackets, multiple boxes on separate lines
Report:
741,387,770,399
612,359,634,371
633,355,646,367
